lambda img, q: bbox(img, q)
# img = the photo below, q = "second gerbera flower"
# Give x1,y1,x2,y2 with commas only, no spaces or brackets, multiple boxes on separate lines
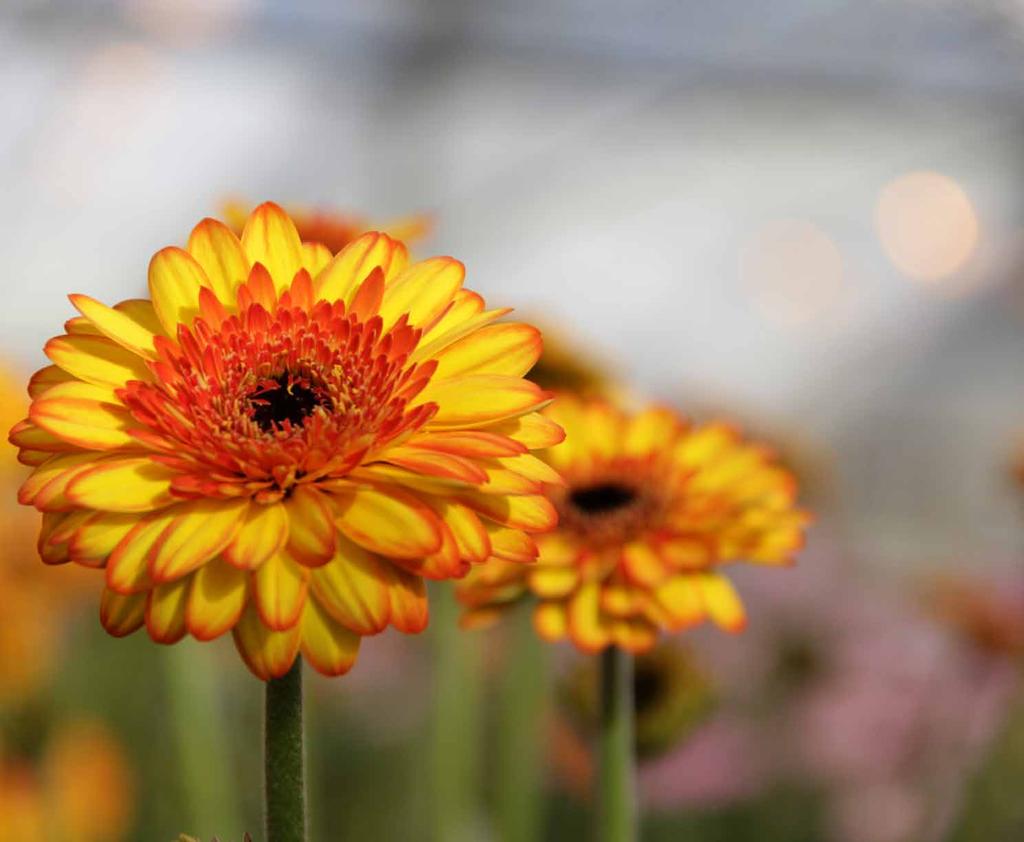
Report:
457,394,810,652
10,202,562,680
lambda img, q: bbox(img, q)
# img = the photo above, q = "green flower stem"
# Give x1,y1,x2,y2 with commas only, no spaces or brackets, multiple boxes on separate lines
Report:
265,656,306,842
496,604,550,842
598,646,637,842
429,584,484,842
165,642,242,839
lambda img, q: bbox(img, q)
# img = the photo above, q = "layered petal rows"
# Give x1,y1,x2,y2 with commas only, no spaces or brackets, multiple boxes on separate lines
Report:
11,203,562,679
457,395,809,653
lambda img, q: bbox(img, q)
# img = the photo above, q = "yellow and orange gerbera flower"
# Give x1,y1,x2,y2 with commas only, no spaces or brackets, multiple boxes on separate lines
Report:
223,199,431,255
9,203,561,680
457,394,809,653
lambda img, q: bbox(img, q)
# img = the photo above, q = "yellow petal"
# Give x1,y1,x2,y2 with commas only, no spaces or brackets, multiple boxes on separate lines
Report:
696,572,747,632
314,232,407,305
149,497,249,583
527,565,579,599
429,499,490,563
145,577,190,644
484,522,538,563
459,491,557,532
148,246,209,334
283,486,336,567
378,256,464,330
68,294,158,360
620,541,667,587
186,558,249,641
232,603,301,681
421,375,551,428
567,582,611,653
30,381,136,451
432,322,542,379
334,485,441,559
241,202,304,293
301,597,361,677
484,413,566,450
253,550,309,631
309,535,390,635
100,588,146,637
186,218,249,303
622,406,684,458
301,242,332,277
45,334,152,389
533,601,568,641
223,502,289,570
66,457,177,512
650,576,705,631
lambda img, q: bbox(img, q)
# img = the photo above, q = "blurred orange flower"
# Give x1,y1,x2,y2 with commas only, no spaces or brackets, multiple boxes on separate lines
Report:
925,574,1024,658
0,720,134,842
0,366,93,704
458,394,809,652
222,199,431,255
524,321,614,397
9,202,560,680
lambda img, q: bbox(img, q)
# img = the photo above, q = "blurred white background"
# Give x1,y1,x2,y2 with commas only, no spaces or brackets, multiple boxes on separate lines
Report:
4,0,1024,571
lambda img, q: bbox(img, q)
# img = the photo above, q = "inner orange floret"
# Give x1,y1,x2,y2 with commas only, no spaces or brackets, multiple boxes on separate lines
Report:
120,267,437,504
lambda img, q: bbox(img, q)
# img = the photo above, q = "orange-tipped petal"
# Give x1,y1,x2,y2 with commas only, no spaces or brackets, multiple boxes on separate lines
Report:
432,322,542,379
45,334,152,390
240,202,304,293
381,563,429,633
420,376,550,428
100,588,146,637
107,510,176,594
186,558,249,641
314,232,407,304
301,597,361,677
148,498,248,583
459,491,557,532
186,217,249,303
253,550,309,631
282,487,336,567
223,502,289,570
379,257,464,331
30,381,137,451
334,485,442,559
309,536,391,635
232,603,301,681
148,246,209,334
145,577,190,644
66,457,177,512
69,294,158,360
697,572,747,633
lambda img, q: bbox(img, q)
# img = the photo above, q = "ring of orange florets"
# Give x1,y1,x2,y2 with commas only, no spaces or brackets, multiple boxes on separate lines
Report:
119,274,438,503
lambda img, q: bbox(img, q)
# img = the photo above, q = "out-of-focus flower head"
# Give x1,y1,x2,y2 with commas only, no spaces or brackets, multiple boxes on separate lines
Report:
222,199,431,255
9,202,562,680
560,642,716,759
522,320,615,398
0,719,134,842
923,571,1024,660
0,363,94,705
457,394,809,653
549,643,765,810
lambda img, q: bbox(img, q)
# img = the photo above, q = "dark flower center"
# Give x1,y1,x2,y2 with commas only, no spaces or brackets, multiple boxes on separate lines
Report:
569,483,637,515
249,372,331,432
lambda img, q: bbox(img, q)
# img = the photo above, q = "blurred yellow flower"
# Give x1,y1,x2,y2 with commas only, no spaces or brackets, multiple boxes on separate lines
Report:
0,720,134,842
458,394,809,653
523,321,613,397
10,203,560,680
222,199,431,255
